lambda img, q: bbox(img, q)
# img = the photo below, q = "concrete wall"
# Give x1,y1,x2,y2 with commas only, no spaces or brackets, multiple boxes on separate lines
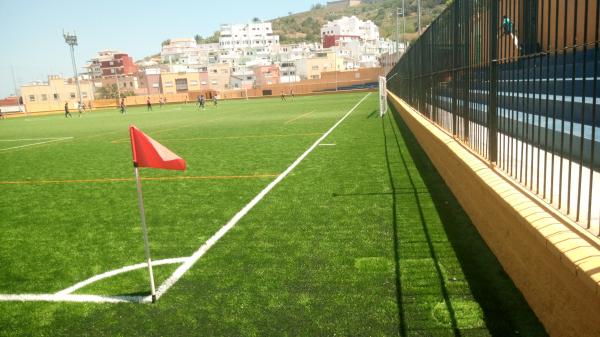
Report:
388,91,600,337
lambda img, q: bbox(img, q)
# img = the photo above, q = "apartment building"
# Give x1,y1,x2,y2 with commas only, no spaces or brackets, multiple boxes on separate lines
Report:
219,22,280,52
20,75,95,112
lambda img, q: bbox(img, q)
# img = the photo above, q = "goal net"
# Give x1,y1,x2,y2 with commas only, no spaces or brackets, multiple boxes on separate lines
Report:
379,76,387,117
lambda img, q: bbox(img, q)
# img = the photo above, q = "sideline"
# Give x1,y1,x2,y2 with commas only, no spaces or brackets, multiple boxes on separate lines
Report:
151,93,372,302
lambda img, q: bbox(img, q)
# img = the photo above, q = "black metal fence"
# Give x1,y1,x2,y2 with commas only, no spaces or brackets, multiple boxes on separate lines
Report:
387,0,600,235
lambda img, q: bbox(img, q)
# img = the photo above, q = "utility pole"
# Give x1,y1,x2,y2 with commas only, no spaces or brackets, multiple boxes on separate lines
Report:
396,7,400,55
402,0,406,53
417,0,422,36
11,66,18,96
63,31,83,107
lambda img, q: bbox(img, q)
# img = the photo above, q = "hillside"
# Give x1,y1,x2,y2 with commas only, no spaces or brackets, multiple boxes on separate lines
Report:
270,0,450,44
190,0,450,47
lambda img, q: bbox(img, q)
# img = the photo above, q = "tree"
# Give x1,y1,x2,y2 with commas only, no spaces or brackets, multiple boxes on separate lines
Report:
96,84,119,99
252,17,261,23
161,39,171,46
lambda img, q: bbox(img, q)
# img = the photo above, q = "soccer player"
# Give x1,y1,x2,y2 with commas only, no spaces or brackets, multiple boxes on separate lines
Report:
200,95,206,109
281,91,286,101
159,97,164,108
213,95,218,107
120,98,126,114
0,108,5,119
290,89,295,100
77,101,84,117
146,97,152,111
64,102,72,118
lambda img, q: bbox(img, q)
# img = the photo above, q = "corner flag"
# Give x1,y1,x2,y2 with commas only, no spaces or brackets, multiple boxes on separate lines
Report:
129,125,186,171
128,125,187,303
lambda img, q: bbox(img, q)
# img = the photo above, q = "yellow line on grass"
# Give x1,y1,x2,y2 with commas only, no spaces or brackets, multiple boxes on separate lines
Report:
110,116,227,144
283,110,316,125
0,174,279,185
110,132,321,144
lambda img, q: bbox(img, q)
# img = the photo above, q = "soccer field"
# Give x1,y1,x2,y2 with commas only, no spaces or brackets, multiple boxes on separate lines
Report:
0,92,546,336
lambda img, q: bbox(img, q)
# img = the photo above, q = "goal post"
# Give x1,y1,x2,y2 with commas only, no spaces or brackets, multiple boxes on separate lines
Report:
379,76,387,117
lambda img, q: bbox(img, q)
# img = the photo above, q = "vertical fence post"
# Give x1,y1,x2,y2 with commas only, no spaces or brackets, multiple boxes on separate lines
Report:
488,0,499,163
464,0,471,141
452,3,458,136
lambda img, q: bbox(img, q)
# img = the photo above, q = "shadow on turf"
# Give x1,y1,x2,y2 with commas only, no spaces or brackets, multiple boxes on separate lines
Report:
387,105,548,337
383,110,460,337
366,110,379,119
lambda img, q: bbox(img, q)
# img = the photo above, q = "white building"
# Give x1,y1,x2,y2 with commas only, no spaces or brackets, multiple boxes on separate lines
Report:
219,22,280,52
320,16,380,44
161,38,201,65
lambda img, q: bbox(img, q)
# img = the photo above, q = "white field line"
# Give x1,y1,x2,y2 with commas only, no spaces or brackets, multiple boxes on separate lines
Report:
319,144,337,146
0,137,73,151
0,257,189,303
0,294,145,303
56,257,188,295
0,138,69,142
149,93,372,302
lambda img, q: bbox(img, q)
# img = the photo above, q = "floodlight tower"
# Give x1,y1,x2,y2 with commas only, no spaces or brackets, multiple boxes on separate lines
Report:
63,31,83,106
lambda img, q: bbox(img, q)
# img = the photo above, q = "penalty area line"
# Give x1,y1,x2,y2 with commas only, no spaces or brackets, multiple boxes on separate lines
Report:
150,92,372,302
0,137,74,152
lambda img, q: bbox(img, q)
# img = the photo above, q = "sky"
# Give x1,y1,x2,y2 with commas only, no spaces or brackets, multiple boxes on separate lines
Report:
0,0,322,98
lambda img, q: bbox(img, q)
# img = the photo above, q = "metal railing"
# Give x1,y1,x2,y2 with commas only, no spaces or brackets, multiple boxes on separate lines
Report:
387,0,600,236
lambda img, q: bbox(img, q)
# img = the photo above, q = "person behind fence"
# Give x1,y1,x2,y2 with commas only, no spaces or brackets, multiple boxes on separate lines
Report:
64,102,72,118
0,108,5,120
146,97,152,111
502,15,513,35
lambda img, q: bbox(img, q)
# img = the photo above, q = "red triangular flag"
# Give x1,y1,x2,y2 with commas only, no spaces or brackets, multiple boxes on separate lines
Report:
129,125,186,171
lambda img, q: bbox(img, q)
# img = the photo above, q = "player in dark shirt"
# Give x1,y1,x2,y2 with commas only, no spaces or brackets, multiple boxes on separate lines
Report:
64,102,72,118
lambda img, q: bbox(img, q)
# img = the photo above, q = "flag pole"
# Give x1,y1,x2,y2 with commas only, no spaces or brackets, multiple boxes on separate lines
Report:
134,165,157,303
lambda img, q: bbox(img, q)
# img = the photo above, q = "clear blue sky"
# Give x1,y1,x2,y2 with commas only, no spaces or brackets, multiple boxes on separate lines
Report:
0,0,323,98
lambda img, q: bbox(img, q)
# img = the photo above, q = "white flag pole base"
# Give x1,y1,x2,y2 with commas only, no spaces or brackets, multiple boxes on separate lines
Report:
134,166,157,302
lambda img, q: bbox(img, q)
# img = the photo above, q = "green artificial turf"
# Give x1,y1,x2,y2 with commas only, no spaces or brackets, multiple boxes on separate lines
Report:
0,93,547,336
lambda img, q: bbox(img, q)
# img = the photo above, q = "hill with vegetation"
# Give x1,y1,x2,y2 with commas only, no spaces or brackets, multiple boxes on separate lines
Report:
271,0,450,44
190,0,450,46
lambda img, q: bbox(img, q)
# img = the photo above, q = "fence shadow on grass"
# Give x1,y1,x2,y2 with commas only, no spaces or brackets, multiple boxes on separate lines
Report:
387,105,548,337
383,111,460,337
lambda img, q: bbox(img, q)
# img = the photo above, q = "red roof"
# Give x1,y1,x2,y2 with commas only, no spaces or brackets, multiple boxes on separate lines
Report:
0,96,19,106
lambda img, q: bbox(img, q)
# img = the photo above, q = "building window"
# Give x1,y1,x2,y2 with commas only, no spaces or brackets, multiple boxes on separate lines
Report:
211,80,217,85
53,93,60,100
165,82,173,87
82,92,88,98
190,80,198,86
152,83,160,88
29,95,35,102
70,93,76,99
312,65,319,70
130,82,133,87
41,94,48,101
201,81,207,85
